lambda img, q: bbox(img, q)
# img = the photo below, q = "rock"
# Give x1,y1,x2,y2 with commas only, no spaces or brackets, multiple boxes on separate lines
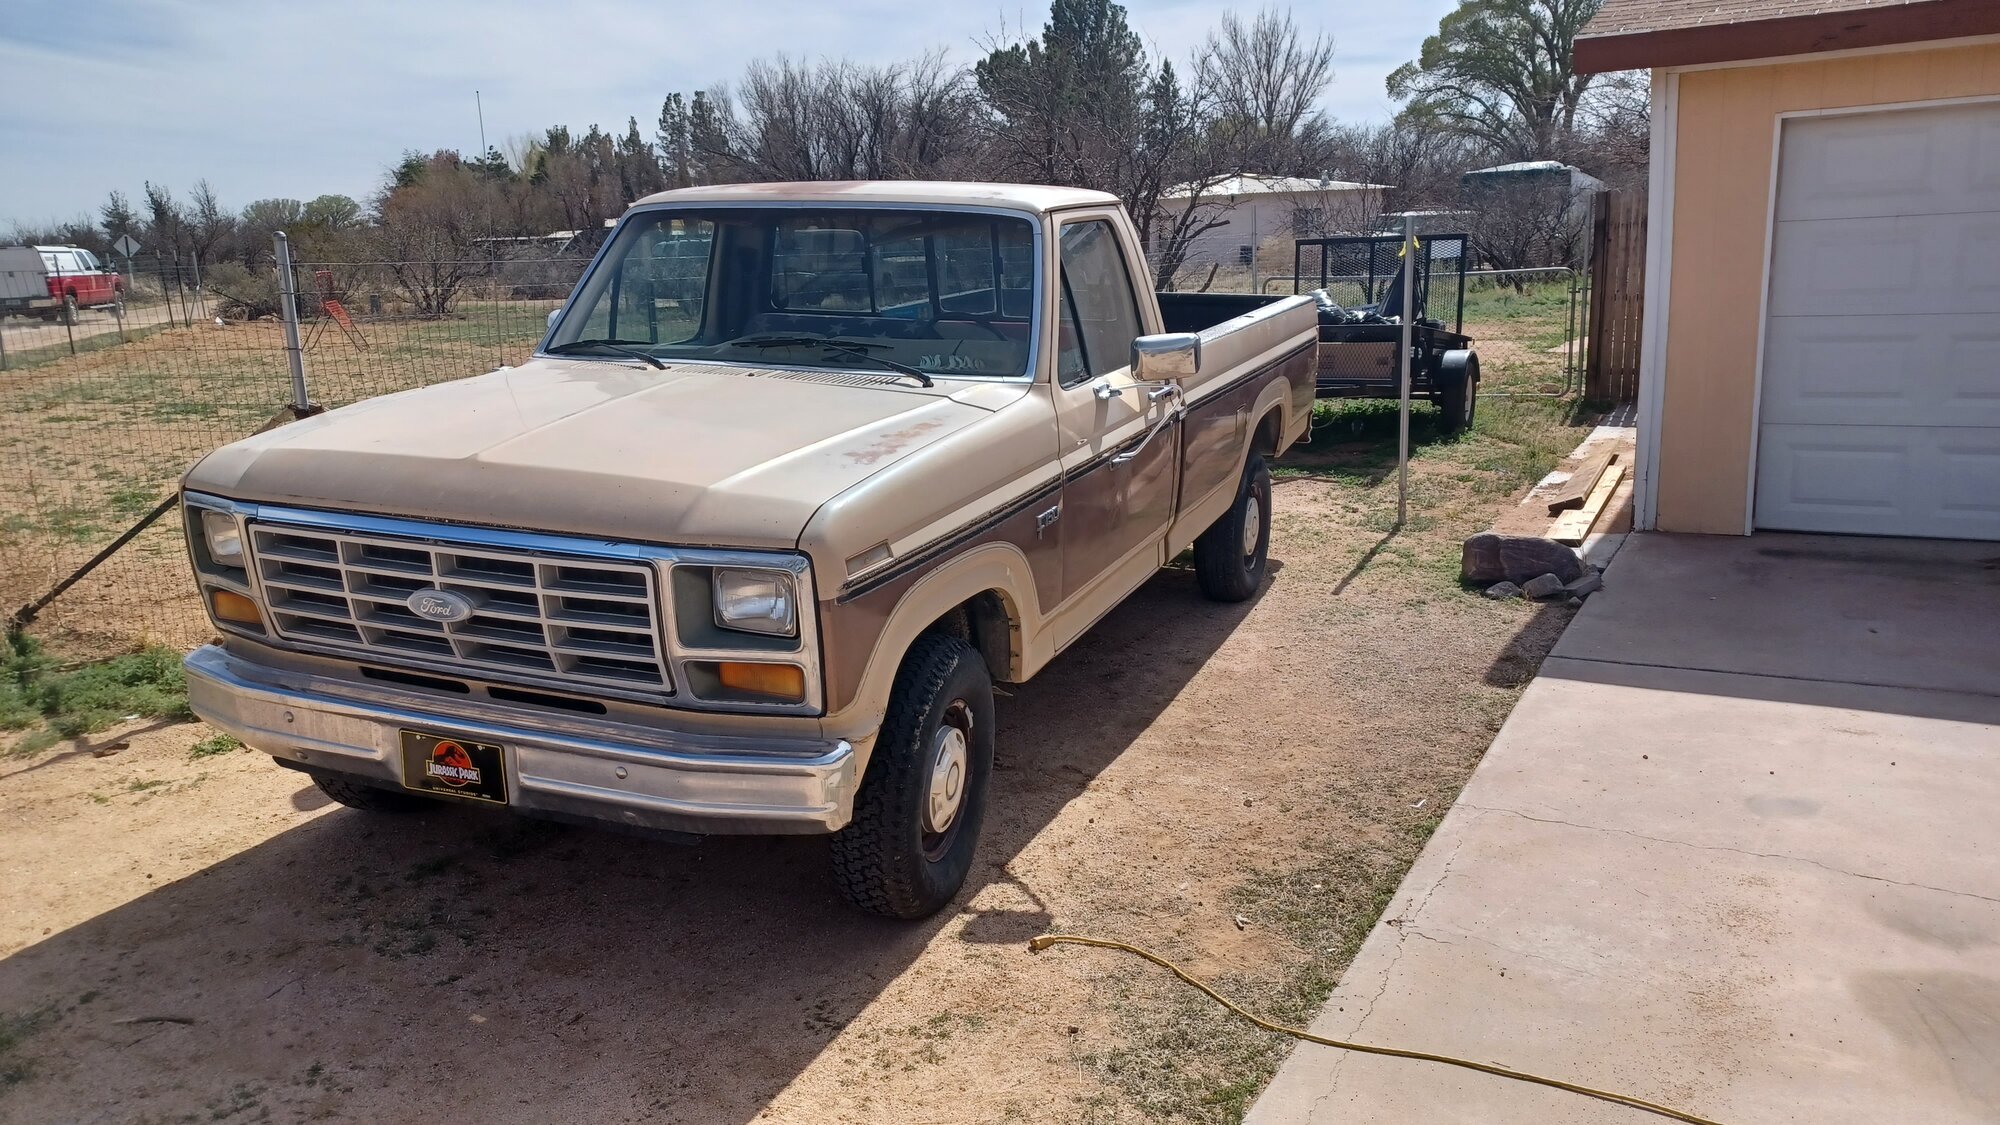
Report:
1521,573,1566,599
1567,596,1584,608
1564,571,1604,597
1461,532,1584,584
1482,581,1522,600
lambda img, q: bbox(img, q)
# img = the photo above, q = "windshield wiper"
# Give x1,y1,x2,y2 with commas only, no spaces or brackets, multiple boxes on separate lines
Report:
724,333,935,388
545,339,666,370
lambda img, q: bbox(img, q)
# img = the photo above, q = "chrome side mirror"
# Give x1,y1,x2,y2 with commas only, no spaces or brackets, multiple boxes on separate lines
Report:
1133,332,1200,382
547,308,562,329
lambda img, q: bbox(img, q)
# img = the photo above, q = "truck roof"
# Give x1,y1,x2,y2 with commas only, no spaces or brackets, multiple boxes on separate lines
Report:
627,180,1121,215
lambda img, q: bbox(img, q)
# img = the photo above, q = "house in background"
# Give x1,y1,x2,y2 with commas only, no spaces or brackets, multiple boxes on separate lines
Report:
1576,0,2000,540
1158,174,1387,287
1461,160,1606,198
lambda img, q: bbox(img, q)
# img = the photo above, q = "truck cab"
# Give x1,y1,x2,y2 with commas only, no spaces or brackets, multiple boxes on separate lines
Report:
180,182,1318,917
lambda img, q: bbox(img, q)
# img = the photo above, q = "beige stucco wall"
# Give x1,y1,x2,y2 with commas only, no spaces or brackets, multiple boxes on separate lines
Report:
1656,41,2000,533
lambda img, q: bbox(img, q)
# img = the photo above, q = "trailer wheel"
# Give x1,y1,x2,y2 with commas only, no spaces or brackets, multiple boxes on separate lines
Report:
1193,452,1271,602
1437,352,1479,435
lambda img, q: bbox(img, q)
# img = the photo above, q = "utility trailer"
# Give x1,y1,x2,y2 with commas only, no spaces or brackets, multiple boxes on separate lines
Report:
0,247,55,319
1292,233,1481,434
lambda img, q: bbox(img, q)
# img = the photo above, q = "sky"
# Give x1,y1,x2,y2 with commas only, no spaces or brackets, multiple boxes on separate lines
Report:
0,0,1456,230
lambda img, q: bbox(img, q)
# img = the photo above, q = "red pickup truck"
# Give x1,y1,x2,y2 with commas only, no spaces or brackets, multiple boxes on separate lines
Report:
0,245,124,323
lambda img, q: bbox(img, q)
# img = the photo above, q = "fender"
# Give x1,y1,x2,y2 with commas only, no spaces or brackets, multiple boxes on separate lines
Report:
819,542,1043,745
1437,349,1479,390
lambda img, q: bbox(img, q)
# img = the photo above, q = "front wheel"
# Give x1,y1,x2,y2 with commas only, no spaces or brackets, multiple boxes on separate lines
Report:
831,633,995,919
1193,453,1271,602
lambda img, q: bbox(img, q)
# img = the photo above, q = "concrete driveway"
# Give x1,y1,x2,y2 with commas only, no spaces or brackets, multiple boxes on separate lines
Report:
1249,532,2000,1124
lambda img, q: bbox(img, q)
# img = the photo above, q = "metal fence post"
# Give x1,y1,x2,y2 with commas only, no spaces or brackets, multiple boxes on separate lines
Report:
274,232,311,411
1396,214,1415,529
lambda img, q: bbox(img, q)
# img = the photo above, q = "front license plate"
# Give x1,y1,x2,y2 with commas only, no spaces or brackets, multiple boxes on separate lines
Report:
400,729,509,804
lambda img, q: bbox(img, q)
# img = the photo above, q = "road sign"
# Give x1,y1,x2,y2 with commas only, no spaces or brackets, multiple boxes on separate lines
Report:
113,234,141,257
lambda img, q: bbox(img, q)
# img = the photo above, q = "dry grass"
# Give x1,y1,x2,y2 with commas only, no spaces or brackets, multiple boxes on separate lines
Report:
0,302,559,656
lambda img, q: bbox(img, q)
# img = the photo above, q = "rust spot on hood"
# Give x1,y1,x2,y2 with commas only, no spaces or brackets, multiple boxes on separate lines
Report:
848,419,946,465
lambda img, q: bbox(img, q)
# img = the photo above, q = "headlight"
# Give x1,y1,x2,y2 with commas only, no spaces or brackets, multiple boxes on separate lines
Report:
202,509,244,566
712,568,796,637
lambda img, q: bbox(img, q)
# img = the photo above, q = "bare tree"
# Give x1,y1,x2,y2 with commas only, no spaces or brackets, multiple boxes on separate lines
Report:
373,152,504,317
1198,7,1336,171
186,180,235,267
1324,121,1484,216
1463,173,1593,273
714,52,980,182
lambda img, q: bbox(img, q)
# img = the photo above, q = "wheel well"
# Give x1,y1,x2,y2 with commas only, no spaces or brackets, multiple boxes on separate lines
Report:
918,590,1018,683
1252,407,1284,456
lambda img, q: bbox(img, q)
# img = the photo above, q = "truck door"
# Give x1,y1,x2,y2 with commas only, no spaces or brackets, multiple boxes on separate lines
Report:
1049,215,1177,610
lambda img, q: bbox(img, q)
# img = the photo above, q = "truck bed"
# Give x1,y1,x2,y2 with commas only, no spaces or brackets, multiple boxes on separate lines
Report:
1155,292,1288,335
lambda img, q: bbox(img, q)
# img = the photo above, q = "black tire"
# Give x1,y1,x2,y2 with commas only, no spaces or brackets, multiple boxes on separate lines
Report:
312,771,429,812
60,293,79,326
831,633,995,919
1193,452,1271,602
1438,368,1478,435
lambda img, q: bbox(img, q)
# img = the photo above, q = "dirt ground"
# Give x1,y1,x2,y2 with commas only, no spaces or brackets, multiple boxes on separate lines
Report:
0,405,1583,1123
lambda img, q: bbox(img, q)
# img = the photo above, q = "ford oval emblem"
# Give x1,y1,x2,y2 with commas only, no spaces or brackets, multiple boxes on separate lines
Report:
406,588,474,624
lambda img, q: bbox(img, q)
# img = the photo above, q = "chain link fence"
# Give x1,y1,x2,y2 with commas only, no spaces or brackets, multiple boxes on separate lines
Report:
1,237,588,658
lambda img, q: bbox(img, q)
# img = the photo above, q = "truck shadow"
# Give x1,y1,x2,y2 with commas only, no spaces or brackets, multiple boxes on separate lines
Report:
0,565,1269,1123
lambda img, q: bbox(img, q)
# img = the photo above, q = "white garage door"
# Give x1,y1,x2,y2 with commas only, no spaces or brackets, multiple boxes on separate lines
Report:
1755,101,2000,540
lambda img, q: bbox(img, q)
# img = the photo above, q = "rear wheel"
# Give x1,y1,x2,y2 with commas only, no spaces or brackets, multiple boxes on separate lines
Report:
311,771,429,812
59,293,79,326
1193,453,1271,602
831,633,995,919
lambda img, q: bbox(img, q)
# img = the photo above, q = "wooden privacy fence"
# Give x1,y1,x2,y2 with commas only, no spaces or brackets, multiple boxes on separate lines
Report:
1586,189,1646,402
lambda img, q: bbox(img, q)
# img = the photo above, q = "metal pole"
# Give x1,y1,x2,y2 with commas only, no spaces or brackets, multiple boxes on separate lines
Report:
1397,214,1415,529
115,262,130,343
274,232,310,411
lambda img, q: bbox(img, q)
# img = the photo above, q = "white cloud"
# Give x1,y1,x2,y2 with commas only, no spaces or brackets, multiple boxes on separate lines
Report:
0,0,1454,227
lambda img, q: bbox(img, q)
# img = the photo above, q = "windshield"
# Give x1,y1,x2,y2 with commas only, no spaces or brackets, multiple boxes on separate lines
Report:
548,207,1039,379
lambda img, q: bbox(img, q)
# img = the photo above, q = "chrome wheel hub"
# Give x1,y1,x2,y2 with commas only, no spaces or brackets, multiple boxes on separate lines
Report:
1242,492,1263,560
924,721,969,835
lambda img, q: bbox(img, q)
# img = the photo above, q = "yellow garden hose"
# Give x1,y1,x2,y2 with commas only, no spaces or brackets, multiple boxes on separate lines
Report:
1029,934,1731,1125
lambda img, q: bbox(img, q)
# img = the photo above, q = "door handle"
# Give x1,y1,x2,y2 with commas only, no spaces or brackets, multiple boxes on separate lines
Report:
1110,383,1183,465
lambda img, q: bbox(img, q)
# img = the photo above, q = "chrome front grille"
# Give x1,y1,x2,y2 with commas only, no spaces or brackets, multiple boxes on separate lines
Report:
248,523,671,697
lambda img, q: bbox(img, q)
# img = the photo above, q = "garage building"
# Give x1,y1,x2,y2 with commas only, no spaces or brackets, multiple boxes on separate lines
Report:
1576,0,2000,540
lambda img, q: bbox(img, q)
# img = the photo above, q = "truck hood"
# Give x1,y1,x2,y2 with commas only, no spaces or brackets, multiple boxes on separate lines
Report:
184,357,1017,549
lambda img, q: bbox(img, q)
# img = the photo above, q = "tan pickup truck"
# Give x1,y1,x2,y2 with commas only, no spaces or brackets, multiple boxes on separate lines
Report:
180,182,1318,917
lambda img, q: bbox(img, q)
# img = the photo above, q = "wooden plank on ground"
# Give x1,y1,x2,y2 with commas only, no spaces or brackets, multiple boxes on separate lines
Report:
1549,462,1626,546
1545,448,1618,514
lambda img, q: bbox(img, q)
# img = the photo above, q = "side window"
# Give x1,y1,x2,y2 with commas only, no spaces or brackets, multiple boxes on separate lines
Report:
1056,219,1142,386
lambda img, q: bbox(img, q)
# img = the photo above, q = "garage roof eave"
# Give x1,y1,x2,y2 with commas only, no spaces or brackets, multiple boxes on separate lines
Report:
1574,0,2000,74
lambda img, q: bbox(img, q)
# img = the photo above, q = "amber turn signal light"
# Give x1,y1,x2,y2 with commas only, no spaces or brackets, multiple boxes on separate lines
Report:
210,589,262,625
715,661,806,702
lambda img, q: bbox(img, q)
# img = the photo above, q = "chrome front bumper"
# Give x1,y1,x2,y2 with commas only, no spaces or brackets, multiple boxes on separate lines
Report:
184,645,858,834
